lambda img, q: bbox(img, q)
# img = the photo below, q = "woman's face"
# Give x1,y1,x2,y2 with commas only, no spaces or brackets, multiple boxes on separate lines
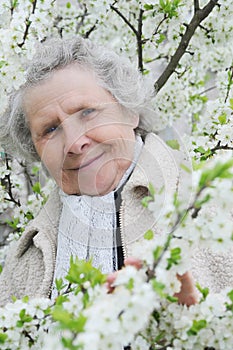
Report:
24,64,139,196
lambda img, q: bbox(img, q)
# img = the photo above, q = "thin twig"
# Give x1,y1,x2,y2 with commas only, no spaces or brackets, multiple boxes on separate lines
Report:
84,21,98,38
76,3,88,33
137,9,144,72
18,0,38,48
210,142,233,154
153,14,168,36
4,155,21,207
110,4,145,72
224,66,233,103
110,5,138,36
199,85,217,95
154,0,219,93
146,181,209,281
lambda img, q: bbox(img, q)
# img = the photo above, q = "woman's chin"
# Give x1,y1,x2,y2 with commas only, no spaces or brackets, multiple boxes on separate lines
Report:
59,180,114,197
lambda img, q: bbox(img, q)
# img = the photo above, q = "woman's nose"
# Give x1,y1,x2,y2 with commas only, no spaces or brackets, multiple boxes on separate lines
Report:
63,121,91,156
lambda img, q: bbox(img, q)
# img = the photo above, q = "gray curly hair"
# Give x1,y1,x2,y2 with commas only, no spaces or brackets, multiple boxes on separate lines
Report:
0,36,155,162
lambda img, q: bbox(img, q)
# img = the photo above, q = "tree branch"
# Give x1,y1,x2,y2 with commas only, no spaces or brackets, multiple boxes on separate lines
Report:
110,5,138,36
194,0,200,12
84,22,98,38
224,65,233,103
18,0,37,48
137,9,144,72
110,5,145,72
153,14,168,36
154,0,219,93
3,155,21,207
210,142,233,154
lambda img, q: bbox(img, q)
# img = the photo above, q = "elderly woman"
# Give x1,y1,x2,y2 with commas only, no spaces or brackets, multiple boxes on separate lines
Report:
0,36,228,306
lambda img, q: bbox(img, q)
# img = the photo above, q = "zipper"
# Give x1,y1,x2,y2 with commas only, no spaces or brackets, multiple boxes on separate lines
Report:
47,240,56,299
43,231,57,299
119,200,127,262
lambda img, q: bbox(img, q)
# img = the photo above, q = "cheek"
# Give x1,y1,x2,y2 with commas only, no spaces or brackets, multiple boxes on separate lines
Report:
37,138,61,160
38,143,63,176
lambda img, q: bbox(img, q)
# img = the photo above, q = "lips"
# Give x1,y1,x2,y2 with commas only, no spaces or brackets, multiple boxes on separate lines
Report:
64,152,105,171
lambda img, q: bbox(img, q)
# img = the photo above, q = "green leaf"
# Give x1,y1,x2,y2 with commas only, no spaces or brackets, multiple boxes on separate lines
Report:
151,279,165,297
227,289,233,303
166,295,178,302
218,113,227,125
196,283,209,301
66,1,71,8
189,94,208,104
154,330,166,343
148,182,156,198
194,193,212,209
0,61,6,69
55,278,66,292
226,289,233,312
229,98,233,110
141,195,153,208
0,333,7,344
187,319,207,336
31,165,40,175
198,159,233,190
25,210,34,221
32,182,41,194
52,307,86,332
167,247,181,270
144,229,154,240
144,3,154,10
194,146,206,154
55,294,69,306
126,278,134,291
16,309,33,327
159,0,182,18
153,246,163,261
66,257,106,288
156,33,166,44
22,295,29,303
12,0,18,8
61,336,82,350
5,217,20,229
180,163,192,174
141,183,155,208
166,139,180,150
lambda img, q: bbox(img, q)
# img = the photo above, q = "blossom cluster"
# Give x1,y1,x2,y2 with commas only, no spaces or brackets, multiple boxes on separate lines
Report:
0,0,233,349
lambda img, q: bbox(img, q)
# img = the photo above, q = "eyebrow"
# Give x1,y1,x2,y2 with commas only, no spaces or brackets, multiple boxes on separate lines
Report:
60,97,103,115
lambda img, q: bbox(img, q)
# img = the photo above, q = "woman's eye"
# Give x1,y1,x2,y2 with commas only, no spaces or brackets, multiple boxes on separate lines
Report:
81,108,95,117
44,125,58,135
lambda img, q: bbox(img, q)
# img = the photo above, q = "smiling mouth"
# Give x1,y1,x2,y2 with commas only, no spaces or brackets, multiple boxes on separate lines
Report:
64,152,105,171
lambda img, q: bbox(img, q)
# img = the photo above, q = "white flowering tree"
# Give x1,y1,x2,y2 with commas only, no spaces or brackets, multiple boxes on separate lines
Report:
0,0,233,349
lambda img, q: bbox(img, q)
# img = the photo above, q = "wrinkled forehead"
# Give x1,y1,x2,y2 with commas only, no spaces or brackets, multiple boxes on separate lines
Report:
22,64,121,121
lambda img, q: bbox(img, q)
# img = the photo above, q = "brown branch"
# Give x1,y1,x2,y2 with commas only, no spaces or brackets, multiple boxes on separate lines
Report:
110,5,145,72
18,0,38,48
210,143,233,154
224,66,233,103
75,3,88,33
137,9,144,72
110,5,138,36
84,21,98,38
194,0,200,12
153,14,168,36
146,174,214,281
154,0,219,93
199,85,217,95
3,155,21,207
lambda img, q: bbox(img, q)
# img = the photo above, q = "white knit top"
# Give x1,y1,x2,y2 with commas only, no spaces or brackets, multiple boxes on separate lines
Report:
51,136,143,296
